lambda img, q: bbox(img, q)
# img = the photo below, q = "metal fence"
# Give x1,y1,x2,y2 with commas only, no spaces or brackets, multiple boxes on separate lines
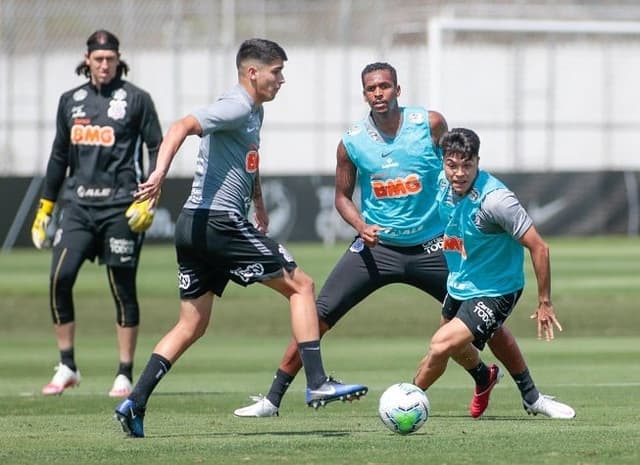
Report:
2,0,640,175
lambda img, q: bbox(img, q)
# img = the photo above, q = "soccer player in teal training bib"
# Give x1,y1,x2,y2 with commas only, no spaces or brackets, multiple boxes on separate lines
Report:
412,127,575,419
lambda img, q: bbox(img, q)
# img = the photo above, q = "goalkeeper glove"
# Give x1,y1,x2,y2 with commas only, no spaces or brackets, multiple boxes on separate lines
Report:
125,198,155,233
31,198,55,249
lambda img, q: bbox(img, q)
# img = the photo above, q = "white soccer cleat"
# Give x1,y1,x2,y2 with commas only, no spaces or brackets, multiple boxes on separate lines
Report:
233,395,279,417
109,374,133,398
523,393,576,419
41,363,81,396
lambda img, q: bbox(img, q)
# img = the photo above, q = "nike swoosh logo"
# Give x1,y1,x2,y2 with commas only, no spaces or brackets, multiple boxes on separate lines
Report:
246,126,257,133
381,151,393,158
527,199,566,225
313,385,337,395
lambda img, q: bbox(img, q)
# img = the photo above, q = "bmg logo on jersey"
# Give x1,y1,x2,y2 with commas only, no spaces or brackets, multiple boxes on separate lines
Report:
443,234,467,259
71,124,115,147
371,174,422,198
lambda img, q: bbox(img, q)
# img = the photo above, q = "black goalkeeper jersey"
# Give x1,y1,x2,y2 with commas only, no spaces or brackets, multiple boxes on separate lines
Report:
43,78,162,207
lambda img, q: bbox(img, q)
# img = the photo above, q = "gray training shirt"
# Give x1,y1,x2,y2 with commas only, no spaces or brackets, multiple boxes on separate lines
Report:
183,84,264,217
475,189,533,240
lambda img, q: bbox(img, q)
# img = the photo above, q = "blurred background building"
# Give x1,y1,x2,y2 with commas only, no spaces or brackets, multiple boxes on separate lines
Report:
3,0,640,176
2,1,640,246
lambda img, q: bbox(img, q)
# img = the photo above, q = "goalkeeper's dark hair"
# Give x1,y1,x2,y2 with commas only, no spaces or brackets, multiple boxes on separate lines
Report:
236,38,287,69
440,128,481,160
361,62,398,87
75,30,129,79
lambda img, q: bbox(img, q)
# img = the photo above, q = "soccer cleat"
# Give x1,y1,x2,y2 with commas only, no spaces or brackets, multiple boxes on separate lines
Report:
109,374,133,398
523,394,576,419
233,395,279,417
114,398,146,438
41,363,81,396
305,376,368,409
470,364,503,418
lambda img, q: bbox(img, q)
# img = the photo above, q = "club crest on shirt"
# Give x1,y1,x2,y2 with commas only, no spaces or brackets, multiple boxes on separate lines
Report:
407,112,425,124
108,99,127,120
346,124,362,136
107,88,128,120
73,89,88,102
112,88,127,100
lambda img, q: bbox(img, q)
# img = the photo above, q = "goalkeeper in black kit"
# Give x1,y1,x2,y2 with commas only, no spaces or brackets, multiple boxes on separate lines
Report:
31,30,163,398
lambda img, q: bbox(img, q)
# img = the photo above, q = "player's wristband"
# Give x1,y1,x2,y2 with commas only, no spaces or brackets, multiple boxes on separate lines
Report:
38,198,55,215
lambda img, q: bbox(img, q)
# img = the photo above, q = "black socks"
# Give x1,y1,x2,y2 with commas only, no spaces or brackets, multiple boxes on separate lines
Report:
298,340,326,389
467,362,491,388
117,361,133,381
266,369,295,407
129,353,172,408
60,348,76,372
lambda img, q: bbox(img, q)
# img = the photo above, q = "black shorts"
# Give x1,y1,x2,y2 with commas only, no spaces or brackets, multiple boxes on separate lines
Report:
442,290,523,350
53,203,142,268
174,209,297,299
317,235,448,327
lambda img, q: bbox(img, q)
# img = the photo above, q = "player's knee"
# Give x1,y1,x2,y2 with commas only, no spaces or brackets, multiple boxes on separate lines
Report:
427,339,449,360
51,308,74,325
186,313,210,340
293,268,315,296
50,278,75,325
50,268,75,296
116,304,140,327
429,332,459,359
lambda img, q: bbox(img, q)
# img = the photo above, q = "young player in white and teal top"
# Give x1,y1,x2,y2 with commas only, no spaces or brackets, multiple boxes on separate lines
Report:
413,127,575,420
437,169,528,299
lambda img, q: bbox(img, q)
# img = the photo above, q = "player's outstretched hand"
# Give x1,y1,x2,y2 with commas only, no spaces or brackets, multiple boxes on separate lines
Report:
530,301,563,341
134,170,164,207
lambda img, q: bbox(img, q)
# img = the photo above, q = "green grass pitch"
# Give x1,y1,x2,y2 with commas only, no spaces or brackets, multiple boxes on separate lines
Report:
0,237,639,465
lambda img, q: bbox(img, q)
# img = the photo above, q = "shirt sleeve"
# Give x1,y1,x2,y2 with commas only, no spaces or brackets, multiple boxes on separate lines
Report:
192,96,250,136
138,90,163,174
42,94,70,202
477,189,533,239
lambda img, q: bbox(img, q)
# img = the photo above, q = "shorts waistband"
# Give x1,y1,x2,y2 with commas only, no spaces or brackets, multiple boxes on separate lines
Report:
382,235,444,254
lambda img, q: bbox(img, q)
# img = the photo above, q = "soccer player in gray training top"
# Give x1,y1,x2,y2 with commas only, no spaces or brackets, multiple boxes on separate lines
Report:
114,38,367,438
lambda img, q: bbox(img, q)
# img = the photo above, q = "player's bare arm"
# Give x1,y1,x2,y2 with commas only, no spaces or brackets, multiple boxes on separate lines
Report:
428,110,449,146
334,141,383,247
136,115,202,206
520,225,563,341
252,171,269,233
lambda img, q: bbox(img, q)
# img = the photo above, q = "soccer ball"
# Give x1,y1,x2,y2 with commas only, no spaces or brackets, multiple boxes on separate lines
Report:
378,383,430,435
